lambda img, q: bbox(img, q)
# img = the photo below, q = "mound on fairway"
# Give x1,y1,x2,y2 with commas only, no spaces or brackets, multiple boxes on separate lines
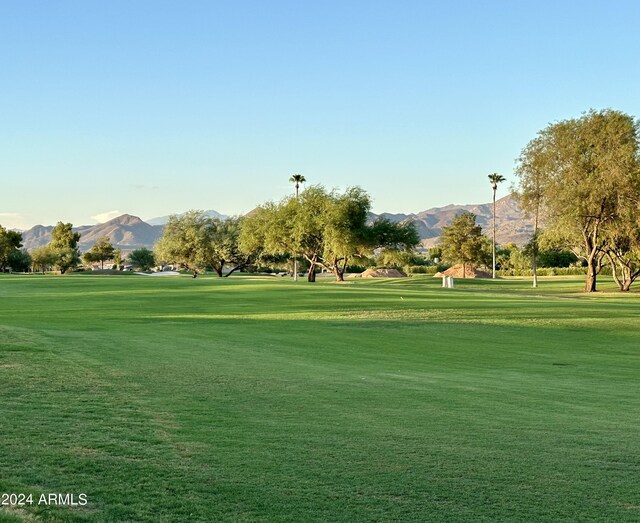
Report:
435,263,491,278
361,267,407,278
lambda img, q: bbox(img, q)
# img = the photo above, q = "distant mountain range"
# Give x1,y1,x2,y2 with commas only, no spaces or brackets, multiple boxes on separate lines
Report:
370,194,533,248
20,196,532,252
22,215,165,252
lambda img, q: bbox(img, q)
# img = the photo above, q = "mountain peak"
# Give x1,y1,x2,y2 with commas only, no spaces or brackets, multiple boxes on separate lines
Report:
107,214,144,226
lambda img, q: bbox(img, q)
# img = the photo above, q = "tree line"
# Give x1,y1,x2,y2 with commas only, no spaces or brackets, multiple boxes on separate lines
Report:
155,185,419,281
2,108,638,291
0,222,157,274
0,184,419,281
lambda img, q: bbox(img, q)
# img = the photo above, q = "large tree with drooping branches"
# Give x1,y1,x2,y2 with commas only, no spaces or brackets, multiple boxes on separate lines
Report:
516,109,640,292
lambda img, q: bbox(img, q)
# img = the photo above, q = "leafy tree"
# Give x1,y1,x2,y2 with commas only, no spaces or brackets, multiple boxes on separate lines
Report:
537,249,578,268
244,252,294,274
128,248,156,271
495,244,517,271
155,211,210,276
516,109,640,292
429,246,442,262
376,249,421,269
240,186,419,282
83,236,115,269
49,222,81,274
605,242,640,292
30,245,57,274
112,249,123,270
508,246,532,272
321,191,419,281
7,249,31,272
204,217,254,277
0,226,23,271
439,212,489,278
292,186,330,281
240,187,327,282
370,219,421,270
54,248,81,274
369,218,420,252
325,198,418,280
239,205,281,265
155,212,252,277
488,173,506,279
602,211,640,291
321,186,373,281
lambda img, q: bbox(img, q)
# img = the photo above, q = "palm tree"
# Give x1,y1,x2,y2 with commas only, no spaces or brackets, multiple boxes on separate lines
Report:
488,173,506,279
289,174,306,198
289,174,306,281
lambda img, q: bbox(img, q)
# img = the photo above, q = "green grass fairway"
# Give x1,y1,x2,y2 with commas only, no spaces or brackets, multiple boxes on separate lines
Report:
1,275,639,522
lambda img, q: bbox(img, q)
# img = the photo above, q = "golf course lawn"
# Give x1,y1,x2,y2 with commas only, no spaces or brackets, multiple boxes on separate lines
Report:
0,274,638,522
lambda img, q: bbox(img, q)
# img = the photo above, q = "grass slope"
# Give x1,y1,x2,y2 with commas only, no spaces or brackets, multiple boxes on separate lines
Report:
0,274,639,522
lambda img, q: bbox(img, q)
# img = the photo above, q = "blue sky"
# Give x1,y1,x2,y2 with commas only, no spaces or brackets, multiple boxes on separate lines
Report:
1,0,639,228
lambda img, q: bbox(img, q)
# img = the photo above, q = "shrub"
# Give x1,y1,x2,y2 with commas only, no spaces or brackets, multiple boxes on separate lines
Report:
496,267,589,277
405,265,449,275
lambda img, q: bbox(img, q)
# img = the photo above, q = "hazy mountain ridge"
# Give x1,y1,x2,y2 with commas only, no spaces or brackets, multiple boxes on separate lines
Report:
75,215,164,251
21,214,164,252
368,195,533,248
20,195,532,252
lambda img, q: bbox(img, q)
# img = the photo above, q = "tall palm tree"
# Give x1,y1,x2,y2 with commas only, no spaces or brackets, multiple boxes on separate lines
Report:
289,174,306,281
289,174,306,198
488,173,506,279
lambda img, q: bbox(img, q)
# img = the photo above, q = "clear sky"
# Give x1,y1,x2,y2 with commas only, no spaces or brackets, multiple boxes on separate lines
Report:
1,0,639,229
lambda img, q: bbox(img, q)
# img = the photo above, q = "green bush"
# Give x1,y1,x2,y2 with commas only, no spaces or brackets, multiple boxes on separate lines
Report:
253,266,275,274
406,265,429,274
345,257,375,273
405,265,445,275
538,250,580,268
496,267,589,277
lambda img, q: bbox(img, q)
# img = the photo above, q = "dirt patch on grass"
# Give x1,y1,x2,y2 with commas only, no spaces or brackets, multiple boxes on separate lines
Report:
361,268,407,278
